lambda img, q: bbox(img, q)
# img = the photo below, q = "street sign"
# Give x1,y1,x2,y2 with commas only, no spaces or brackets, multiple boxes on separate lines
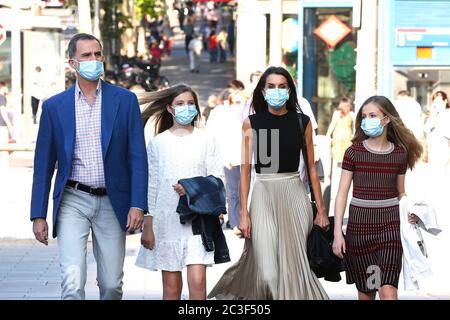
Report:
314,15,351,49
0,24,6,47
396,28,450,47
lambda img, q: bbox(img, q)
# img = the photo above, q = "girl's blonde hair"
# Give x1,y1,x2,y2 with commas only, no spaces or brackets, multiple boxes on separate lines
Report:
139,84,201,135
353,95,423,169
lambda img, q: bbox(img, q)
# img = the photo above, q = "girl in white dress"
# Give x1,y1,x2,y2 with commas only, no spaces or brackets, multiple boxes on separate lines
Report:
135,85,223,300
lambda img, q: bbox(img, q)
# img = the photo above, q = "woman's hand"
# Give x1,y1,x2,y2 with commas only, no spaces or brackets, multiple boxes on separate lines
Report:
408,213,420,224
313,208,330,231
332,232,346,259
172,183,186,196
239,209,252,239
141,223,155,250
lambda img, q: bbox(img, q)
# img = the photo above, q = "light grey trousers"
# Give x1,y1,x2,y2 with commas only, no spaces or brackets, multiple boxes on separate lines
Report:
56,186,126,300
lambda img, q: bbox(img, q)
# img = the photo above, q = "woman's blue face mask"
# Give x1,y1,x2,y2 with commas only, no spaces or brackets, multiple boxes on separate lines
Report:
264,88,289,109
361,116,386,137
173,104,198,125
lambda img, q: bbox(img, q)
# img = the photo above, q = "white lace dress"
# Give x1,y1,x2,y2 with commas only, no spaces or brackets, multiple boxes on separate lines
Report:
135,128,224,271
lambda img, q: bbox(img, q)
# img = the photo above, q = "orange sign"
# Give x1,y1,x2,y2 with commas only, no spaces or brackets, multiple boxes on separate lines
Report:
314,15,352,49
416,47,432,59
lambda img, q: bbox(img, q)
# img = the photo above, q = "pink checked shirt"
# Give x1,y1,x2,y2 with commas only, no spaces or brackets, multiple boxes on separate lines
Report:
69,81,105,188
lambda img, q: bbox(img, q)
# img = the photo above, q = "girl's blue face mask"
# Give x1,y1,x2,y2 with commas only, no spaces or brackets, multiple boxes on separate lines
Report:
173,104,198,125
75,60,104,81
361,116,386,137
264,88,289,109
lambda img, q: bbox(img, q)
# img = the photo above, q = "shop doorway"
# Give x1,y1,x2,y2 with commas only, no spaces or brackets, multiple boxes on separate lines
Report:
303,7,356,135
393,67,450,112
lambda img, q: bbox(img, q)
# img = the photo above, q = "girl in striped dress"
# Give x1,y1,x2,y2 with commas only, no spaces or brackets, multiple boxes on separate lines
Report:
332,96,423,300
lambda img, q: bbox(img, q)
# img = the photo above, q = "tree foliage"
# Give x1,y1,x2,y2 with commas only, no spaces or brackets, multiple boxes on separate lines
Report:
135,0,166,20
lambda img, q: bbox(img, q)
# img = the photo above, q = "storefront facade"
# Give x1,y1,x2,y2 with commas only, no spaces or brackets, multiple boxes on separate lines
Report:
0,7,65,142
381,0,450,110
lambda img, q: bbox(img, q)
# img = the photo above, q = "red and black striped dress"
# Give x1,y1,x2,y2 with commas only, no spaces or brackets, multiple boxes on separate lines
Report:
341,140,407,293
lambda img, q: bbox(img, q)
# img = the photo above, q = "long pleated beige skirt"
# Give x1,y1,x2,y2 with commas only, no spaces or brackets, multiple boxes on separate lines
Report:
208,172,329,300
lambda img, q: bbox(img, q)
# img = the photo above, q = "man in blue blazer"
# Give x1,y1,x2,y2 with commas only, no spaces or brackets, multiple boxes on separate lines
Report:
30,33,148,300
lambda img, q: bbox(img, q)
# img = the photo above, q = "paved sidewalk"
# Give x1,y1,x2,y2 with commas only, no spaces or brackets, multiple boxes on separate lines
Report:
157,38,235,109
2,227,449,300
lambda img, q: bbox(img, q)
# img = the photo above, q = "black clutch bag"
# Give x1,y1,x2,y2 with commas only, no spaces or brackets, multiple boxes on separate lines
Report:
307,217,345,282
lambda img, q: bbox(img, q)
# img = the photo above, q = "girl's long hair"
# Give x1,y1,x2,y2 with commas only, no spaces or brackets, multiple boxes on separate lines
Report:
353,95,423,169
251,66,301,114
139,84,201,135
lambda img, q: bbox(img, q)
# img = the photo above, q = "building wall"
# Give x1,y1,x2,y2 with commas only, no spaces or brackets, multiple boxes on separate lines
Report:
236,0,298,89
379,0,450,103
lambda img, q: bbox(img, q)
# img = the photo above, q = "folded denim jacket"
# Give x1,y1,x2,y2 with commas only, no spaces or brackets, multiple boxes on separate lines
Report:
177,175,227,220
176,175,230,264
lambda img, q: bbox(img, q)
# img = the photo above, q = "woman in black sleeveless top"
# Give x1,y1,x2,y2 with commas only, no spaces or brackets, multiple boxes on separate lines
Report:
208,66,329,300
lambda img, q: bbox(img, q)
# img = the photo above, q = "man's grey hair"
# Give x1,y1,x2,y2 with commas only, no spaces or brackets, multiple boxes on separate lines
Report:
67,33,102,59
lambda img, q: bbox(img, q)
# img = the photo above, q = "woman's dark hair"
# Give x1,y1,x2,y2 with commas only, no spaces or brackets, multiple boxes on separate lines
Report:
250,66,300,114
140,84,201,135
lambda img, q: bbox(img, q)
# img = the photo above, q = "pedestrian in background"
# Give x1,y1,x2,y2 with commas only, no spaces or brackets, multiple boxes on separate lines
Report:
188,34,203,73
393,90,424,140
136,84,225,300
208,66,329,300
160,17,174,56
217,79,245,105
0,82,14,143
424,91,450,175
208,29,218,63
31,66,45,124
183,14,195,54
217,27,228,63
207,91,249,235
326,97,355,166
30,33,148,300
202,94,217,126
332,95,423,300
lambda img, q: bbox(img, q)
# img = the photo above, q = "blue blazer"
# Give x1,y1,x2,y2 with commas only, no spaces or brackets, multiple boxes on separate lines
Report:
30,81,148,237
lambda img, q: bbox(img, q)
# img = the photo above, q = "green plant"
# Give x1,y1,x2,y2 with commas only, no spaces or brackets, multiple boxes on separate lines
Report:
329,41,356,92
135,0,166,20
101,0,132,39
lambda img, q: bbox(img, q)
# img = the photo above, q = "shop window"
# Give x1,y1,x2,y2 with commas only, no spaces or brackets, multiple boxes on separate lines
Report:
303,8,356,135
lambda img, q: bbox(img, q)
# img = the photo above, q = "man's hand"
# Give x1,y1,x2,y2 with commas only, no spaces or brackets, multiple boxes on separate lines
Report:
33,218,48,246
126,208,144,233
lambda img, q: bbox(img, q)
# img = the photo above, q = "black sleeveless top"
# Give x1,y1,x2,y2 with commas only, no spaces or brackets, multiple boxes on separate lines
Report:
249,110,310,174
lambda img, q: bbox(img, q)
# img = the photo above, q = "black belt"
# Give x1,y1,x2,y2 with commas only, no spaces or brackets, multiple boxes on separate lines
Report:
66,180,107,196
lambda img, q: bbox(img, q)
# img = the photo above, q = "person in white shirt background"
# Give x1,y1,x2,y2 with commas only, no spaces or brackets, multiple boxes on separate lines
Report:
188,34,203,74
425,90,450,176
207,91,248,235
393,90,424,140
